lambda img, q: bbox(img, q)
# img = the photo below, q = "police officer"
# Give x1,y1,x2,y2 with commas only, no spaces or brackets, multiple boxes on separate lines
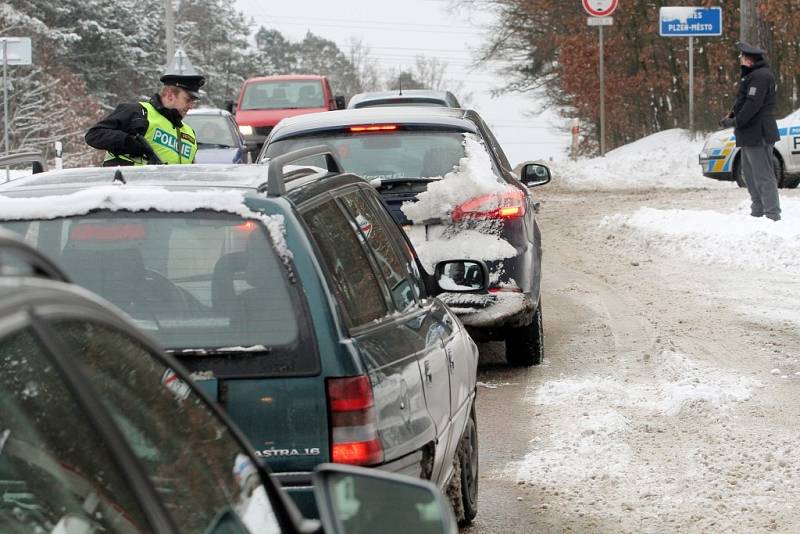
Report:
85,73,205,166
720,42,781,221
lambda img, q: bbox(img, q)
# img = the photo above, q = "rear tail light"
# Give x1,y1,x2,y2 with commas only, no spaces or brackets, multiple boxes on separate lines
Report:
326,375,383,466
451,188,526,222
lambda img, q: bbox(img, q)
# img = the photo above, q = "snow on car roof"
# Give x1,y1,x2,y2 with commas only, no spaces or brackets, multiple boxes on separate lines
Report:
0,164,268,191
0,176,294,262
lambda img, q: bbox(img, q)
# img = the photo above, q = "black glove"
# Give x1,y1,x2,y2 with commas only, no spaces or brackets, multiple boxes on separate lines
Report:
719,117,736,128
124,134,152,157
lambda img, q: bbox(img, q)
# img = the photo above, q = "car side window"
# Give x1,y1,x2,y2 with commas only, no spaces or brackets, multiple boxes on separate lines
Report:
362,191,427,301
0,328,148,532
302,199,388,327
50,319,281,534
339,190,417,312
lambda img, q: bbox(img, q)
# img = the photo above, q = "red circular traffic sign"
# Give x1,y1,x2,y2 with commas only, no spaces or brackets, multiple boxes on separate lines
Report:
582,0,618,17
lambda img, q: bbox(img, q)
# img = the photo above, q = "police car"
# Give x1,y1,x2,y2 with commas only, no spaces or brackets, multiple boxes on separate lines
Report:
699,108,800,189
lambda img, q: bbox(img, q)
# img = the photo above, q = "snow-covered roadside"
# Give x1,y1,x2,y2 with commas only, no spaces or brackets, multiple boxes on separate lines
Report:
488,128,800,532
554,129,729,190
512,351,800,531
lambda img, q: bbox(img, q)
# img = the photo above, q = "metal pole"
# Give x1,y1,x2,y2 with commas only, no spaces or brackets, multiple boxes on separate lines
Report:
3,39,9,182
689,36,694,138
599,25,606,157
165,0,175,67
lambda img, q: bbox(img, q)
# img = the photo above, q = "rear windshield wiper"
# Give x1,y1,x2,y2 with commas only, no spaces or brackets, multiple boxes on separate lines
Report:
167,346,272,356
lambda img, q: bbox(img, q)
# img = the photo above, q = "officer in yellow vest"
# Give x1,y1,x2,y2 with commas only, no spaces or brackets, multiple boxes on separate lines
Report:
85,73,204,166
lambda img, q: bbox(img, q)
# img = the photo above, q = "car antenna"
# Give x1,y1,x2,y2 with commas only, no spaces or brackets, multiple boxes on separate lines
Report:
398,79,403,96
112,169,126,184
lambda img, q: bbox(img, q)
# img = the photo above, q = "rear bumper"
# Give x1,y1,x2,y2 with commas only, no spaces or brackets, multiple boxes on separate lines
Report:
438,291,534,329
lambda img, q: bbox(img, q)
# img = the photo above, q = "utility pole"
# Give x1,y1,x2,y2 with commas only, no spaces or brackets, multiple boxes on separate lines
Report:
740,0,754,43
165,0,175,67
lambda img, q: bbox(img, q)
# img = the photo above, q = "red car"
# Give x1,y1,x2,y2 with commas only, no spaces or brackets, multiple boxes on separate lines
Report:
232,74,344,159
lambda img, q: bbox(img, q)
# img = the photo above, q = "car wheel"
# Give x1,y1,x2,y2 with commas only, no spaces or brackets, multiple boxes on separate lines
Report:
733,157,746,188
446,409,479,525
505,300,544,366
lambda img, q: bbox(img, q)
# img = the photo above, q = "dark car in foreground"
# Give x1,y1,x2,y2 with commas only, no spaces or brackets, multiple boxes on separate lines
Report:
184,107,253,163
261,107,551,367
347,90,460,109
0,230,458,534
0,149,485,524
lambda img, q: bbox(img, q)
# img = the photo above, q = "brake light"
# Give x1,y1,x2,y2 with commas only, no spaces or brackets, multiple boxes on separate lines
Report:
349,124,398,133
326,375,383,466
451,188,526,222
235,220,257,233
69,224,145,241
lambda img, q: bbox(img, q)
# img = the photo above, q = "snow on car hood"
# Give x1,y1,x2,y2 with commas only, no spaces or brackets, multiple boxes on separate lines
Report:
401,136,508,222
400,136,517,273
411,229,516,273
0,185,292,262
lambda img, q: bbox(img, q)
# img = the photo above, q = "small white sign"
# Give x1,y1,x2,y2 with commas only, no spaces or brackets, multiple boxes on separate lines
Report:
587,16,614,26
0,38,32,66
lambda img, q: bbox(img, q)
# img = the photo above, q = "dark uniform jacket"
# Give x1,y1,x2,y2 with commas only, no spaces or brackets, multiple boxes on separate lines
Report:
85,94,185,166
732,59,779,147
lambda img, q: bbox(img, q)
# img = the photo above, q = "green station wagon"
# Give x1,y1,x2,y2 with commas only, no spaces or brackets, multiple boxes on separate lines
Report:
0,149,484,523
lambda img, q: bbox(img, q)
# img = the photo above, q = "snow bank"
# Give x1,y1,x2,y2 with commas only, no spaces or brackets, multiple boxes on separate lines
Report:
554,129,727,190
601,198,800,275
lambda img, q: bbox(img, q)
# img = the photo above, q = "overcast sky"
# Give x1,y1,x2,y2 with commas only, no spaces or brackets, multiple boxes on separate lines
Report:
232,0,571,165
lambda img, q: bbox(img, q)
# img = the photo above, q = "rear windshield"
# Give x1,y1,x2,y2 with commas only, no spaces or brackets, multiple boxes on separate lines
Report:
240,80,325,110
0,212,302,353
265,130,470,180
184,114,238,147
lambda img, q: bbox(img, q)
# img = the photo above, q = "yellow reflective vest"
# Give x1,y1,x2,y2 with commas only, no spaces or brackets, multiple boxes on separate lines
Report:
104,102,197,165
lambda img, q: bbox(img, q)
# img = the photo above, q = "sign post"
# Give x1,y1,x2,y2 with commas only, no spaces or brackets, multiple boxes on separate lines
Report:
583,0,618,156
659,7,722,136
1,37,32,181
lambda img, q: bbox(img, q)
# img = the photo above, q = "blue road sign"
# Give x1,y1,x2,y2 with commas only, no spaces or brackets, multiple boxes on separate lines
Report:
659,7,722,37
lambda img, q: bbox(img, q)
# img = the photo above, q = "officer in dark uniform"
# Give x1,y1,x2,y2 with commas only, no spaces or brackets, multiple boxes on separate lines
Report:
720,42,781,221
85,73,205,166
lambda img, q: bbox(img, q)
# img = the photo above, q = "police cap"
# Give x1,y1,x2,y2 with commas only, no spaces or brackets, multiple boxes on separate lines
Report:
160,74,206,100
737,42,766,58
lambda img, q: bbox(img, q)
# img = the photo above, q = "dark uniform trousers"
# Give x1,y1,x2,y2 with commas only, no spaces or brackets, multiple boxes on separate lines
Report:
741,144,780,220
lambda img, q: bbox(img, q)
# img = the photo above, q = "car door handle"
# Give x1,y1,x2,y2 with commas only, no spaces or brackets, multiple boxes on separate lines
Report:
424,360,432,383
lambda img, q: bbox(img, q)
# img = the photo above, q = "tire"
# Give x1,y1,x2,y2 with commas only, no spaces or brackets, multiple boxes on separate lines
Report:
505,300,544,366
733,157,746,188
446,409,479,526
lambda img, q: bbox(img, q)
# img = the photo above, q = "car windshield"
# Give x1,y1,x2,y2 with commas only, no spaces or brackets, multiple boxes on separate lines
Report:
241,80,325,110
0,212,299,351
184,114,238,147
265,130,471,180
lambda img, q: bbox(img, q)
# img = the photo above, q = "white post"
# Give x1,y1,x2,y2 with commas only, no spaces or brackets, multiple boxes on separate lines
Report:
571,118,580,161
689,36,694,138
599,25,606,157
55,140,63,170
